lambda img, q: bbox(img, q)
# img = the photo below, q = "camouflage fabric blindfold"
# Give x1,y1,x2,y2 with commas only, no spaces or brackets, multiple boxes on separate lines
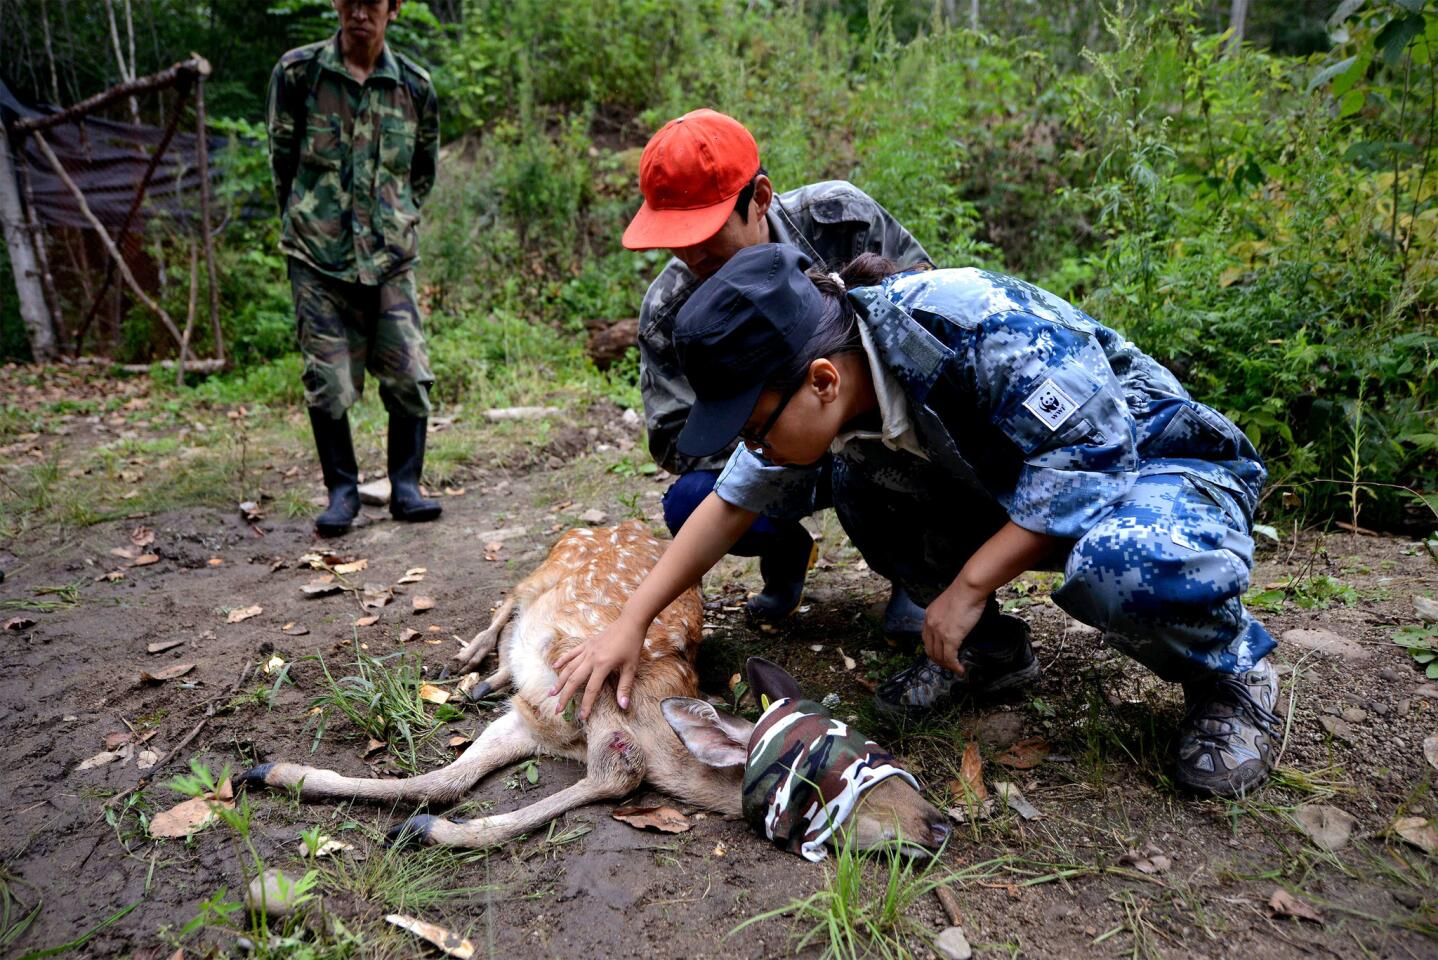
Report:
741,697,918,862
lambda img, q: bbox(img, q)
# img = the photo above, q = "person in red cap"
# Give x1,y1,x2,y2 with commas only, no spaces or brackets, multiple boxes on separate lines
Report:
623,108,931,637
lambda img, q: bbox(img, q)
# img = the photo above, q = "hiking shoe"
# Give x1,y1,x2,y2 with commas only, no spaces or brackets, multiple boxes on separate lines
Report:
746,527,818,623
881,585,925,647
873,614,1039,720
1175,658,1280,798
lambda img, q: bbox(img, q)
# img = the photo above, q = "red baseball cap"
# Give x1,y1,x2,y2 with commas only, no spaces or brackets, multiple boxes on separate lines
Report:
622,109,761,251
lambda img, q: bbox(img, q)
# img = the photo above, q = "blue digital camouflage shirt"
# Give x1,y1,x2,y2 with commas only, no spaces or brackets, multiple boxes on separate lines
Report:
712,268,1266,541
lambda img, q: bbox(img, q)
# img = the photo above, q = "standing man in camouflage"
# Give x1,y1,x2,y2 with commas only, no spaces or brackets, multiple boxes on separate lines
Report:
267,0,441,536
622,109,932,636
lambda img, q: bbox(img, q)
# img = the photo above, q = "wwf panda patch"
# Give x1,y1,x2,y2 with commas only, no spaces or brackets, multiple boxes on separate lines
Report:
1021,378,1080,432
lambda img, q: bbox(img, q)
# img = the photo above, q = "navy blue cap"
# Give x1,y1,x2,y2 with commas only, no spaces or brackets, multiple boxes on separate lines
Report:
673,244,820,458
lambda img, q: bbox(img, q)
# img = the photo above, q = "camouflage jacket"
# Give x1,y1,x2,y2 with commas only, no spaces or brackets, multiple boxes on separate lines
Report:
713,268,1267,541
742,696,918,862
266,35,439,285
639,180,930,475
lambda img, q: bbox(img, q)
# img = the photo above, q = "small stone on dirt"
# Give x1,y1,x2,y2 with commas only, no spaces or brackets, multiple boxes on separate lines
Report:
1339,707,1367,724
139,662,195,684
4,616,37,631
1319,716,1354,742
225,604,262,623
993,782,1041,820
147,638,184,654
1293,804,1358,852
483,406,559,422
935,926,972,960
412,595,436,613
579,508,607,525
1281,628,1368,662
1413,595,1438,623
358,478,391,506
245,868,304,919
281,622,310,636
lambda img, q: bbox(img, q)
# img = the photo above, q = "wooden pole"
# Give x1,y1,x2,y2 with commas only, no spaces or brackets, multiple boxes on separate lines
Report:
193,72,223,364
15,158,63,343
0,129,57,360
176,240,198,386
31,129,186,350
11,57,210,136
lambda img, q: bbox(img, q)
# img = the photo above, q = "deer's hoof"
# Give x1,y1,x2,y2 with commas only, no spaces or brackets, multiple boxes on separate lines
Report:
466,681,493,702
386,815,437,848
237,763,274,789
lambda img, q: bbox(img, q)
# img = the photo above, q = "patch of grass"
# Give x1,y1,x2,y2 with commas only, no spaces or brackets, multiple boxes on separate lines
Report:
733,833,1006,960
0,581,83,613
320,826,499,916
0,867,42,955
309,644,464,773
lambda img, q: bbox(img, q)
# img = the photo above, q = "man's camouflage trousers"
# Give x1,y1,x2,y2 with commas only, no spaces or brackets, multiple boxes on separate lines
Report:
289,257,434,420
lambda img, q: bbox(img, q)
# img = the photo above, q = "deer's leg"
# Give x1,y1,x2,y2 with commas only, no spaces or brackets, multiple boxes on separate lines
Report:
466,661,512,702
454,595,516,673
390,726,645,850
240,708,538,805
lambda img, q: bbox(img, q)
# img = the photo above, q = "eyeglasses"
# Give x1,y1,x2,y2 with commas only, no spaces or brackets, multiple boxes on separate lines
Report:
738,380,802,449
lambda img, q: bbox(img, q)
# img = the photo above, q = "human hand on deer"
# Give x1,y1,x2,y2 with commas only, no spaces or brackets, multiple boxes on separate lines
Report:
550,615,647,719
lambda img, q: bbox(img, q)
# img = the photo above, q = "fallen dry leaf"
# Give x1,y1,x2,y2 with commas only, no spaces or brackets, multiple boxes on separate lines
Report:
837,648,856,672
361,584,393,609
207,557,224,566
130,525,155,547
147,639,185,654
400,628,420,642
98,570,125,582
264,655,286,675
149,795,232,839
419,683,451,705
136,749,159,771
579,508,607,525
1268,888,1323,924
104,731,133,750
955,741,987,802
333,558,368,575
364,738,387,758
281,622,310,636
3,616,37,632
110,546,137,560
238,501,264,522
992,782,1042,820
612,805,691,834
226,605,262,623
311,836,356,858
77,749,126,771
354,615,380,627
1118,845,1172,874
412,596,436,613
1393,816,1438,855
129,554,160,567
301,580,343,597
397,567,427,584
1293,804,1357,852
386,914,475,959
994,737,1050,770
447,734,473,752
140,662,196,684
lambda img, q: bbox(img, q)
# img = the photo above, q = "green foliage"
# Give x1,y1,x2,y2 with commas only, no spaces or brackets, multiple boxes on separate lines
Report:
6,0,1434,527
1392,623,1438,679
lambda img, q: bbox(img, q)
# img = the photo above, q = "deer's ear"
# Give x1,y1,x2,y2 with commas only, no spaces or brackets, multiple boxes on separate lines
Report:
746,656,802,705
661,698,753,768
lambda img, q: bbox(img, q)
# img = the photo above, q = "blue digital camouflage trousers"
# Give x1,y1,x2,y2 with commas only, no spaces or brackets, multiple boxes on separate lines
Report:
289,257,434,420
831,444,1275,683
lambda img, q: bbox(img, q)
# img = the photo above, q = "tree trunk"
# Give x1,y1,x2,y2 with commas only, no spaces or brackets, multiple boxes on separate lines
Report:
1224,0,1248,55
970,0,979,32
0,129,57,360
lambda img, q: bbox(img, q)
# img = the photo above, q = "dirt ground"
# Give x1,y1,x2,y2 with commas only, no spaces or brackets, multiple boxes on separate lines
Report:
2,381,1437,959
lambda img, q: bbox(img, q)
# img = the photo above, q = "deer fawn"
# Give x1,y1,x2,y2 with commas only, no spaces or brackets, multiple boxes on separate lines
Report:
240,521,948,856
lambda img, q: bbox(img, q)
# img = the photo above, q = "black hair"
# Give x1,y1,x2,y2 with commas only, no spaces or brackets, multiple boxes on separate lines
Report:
732,167,768,223
767,253,906,387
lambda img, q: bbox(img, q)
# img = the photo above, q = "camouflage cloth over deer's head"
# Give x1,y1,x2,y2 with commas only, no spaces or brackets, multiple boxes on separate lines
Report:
740,696,918,861
661,657,947,860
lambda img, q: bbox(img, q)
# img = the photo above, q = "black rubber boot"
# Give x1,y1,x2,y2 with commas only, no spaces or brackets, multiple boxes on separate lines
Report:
387,413,442,523
745,524,817,623
881,584,926,648
308,408,360,537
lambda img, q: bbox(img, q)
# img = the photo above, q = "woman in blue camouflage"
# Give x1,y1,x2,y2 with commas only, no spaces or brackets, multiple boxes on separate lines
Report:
551,243,1281,799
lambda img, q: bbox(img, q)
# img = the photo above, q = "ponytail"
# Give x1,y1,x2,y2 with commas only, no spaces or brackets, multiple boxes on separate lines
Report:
765,254,907,387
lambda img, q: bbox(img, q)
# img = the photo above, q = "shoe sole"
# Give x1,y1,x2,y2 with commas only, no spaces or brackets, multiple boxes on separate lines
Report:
873,658,1043,721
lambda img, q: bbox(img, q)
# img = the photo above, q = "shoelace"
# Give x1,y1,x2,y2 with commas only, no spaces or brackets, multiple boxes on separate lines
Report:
1186,673,1280,739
